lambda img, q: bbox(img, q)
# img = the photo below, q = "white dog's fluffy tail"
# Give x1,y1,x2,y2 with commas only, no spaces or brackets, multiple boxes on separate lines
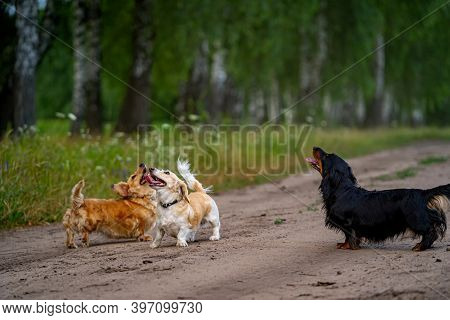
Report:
177,159,211,193
71,180,85,209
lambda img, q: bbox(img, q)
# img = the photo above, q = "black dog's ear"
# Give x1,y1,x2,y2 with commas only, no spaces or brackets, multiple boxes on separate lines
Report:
320,168,337,199
320,176,332,199
328,166,342,185
348,166,357,184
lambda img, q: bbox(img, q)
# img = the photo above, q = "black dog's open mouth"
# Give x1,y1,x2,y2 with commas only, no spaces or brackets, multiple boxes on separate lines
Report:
306,157,321,173
306,157,320,171
144,172,166,187
306,147,324,174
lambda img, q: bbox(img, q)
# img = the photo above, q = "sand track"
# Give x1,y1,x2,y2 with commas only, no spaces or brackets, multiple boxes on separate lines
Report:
1,141,449,299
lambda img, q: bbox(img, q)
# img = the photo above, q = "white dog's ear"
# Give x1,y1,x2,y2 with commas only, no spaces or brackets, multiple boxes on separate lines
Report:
179,181,190,203
112,182,129,197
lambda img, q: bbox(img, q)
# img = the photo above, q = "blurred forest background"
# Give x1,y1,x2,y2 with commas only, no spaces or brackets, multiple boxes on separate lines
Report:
1,0,450,137
1,0,450,228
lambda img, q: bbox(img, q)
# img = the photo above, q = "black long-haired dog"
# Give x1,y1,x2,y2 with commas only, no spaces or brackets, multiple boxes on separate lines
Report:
306,147,448,251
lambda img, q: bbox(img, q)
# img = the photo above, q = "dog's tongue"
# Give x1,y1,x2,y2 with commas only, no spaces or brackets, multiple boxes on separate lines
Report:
144,174,154,184
305,157,318,165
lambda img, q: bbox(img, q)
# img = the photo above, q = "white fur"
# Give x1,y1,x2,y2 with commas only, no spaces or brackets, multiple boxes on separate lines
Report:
150,166,220,248
177,159,212,193
207,199,221,241
177,159,196,190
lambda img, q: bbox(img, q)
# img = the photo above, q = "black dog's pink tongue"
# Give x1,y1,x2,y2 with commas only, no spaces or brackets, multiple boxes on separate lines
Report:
305,157,318,165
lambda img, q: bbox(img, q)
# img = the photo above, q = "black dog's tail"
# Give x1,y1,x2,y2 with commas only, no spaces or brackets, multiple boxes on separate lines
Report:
423,184,449,239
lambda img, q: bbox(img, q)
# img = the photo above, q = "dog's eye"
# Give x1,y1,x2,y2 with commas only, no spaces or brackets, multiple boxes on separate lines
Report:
131,175,136,180
164,171,170,175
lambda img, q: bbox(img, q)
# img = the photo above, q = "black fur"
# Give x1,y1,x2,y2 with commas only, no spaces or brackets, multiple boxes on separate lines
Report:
311,147,448,251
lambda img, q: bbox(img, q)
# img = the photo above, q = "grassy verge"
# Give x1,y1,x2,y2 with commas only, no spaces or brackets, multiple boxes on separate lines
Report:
374,154,448,182
1,122,449,229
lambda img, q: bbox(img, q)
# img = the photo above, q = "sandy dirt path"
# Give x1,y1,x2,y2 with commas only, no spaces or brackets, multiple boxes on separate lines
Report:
1,141,449,299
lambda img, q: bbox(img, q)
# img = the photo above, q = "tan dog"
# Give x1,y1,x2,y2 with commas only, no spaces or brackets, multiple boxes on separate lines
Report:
146,159,220,248
63,164,156,248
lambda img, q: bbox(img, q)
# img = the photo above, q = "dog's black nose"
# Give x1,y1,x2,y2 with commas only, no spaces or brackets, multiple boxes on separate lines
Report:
139,163,145,168
111,184,115,189
150,167,155,171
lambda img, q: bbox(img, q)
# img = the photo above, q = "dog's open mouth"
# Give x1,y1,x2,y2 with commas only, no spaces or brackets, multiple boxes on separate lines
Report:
306,157,321,173
144,172,166,187
139,167,148,185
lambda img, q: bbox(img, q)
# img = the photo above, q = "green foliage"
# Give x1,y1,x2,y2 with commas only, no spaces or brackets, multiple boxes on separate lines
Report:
36,2,73,118
21,0,449,126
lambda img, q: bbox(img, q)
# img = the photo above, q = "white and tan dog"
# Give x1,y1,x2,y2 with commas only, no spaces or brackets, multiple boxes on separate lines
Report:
145,160,220,248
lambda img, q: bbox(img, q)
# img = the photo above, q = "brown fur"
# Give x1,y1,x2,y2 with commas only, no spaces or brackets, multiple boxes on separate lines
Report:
63,165,156,248
427,195,449,213
185,192,212,227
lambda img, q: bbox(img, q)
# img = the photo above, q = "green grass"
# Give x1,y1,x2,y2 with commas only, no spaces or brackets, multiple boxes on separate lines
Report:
395,168,417,179
376,167,418,181
375,167,418,181
1,121,449,229
274,218,286,225
419,155,448,166
375,154,448,181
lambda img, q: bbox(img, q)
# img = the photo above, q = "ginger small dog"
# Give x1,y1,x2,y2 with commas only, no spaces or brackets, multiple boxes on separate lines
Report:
63,164,156,248
145,159,220,248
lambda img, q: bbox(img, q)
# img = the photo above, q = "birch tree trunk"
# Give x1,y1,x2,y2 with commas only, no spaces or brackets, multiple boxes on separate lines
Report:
206,46,227,123
13,0,40,134
267,79,280,123
297,8,327,122
85,0,102,134
116,0,153,133
71,0,88,134
0,6,16,138
176,40,209,120
365,33,385,127
247,89,265,124
71,0,102,135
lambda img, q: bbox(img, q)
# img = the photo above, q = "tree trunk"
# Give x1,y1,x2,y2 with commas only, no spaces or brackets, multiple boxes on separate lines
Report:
247,89,265,124
85,0,102,134
176,40,209,121
365,33,385,127
71,0,87,134
224,79,244,123
0,78,14,138
116,0,153,133
0,5,16,138
206,46,227,123
267,79,280,123
38,0,56,59
13,0,40,134
297,7,327,122
71,0,102,135
282,90,295,124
